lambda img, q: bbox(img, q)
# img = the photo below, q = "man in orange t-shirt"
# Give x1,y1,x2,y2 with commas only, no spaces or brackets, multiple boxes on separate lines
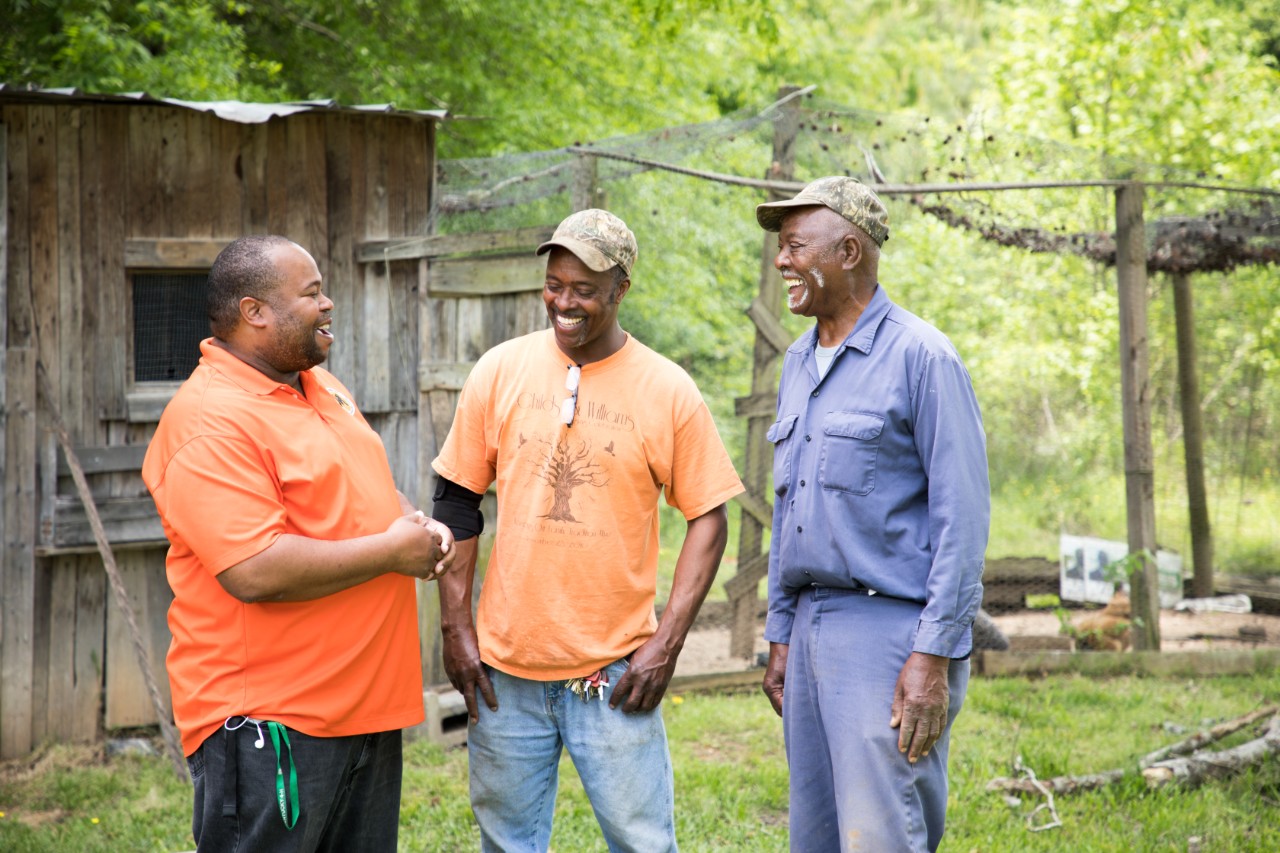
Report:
431,209,743,851
142,236,454,852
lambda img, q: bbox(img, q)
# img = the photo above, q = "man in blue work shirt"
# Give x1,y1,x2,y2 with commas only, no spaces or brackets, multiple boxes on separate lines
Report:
756,177,990,852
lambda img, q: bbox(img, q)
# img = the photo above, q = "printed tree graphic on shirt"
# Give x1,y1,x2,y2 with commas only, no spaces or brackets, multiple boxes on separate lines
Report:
531,435,609,523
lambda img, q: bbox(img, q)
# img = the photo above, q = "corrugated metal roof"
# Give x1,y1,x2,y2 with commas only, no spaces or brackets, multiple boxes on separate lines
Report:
0,85,447,123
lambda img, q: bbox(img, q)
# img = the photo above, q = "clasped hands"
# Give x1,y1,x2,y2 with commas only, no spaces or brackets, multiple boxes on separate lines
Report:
389,511,456,581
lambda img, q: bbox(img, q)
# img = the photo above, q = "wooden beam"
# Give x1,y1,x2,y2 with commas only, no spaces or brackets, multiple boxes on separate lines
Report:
1171,271,1214,597
1115,183,1160,650
728,85,802,660
734,392,777,419
745,297,793,355
733,489,773,530
571,153,602,212
723,553,769,599
427,255,546,297
123,238,229,269
418,360,475,392
977,648,1280,679
357,226,556,263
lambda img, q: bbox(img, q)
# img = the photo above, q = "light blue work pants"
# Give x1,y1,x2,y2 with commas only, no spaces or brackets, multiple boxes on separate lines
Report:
784,586,969,853
467,657,677,853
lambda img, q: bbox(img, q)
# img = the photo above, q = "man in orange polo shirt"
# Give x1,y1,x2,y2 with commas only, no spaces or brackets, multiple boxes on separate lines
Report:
142,235,454,852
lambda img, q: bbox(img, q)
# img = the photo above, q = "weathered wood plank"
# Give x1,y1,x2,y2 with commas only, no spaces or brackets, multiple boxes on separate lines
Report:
183,110,214,240
427,254,547,297
723,553,769,599
977,648,1280,678
733,489,773,530
105,551,166,728
55,443,148,475
746,296,793,355
28,105,59,396
405,120,432,237
241,123,269,234
361,119,391,411
30,547,53,746
49,496,163,549
76,106,106,442
56,106,86,435
157,107,184,237
359,226,558,263
45,556,78,740
2,347,38,758
214,119,244,239
126,106,162,237
324,115,356,382
125,386,178,423
734,392,777,419
95,105,128,419
418,361,475,393
73,557,106,742
0,117,8,578
266,117,289,235
390,262,418,411
123,238,229,269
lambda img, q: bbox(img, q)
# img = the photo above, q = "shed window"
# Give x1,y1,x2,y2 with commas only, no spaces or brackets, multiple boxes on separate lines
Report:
132,273,209,382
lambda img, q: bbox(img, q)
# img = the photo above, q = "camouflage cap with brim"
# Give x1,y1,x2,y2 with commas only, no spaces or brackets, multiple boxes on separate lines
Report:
756,176,890,246
536,208,637,275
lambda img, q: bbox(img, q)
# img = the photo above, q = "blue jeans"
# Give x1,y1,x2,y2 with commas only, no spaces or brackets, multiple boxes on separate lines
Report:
784,586,969,853
467,657,678,852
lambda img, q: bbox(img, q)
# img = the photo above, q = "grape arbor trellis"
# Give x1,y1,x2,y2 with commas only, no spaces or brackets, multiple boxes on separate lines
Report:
435,86,1280,655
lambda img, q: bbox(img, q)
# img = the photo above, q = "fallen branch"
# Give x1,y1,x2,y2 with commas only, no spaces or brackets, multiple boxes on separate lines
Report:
1139,704,1278,768
1143,714,1280,789
986,704,1278,796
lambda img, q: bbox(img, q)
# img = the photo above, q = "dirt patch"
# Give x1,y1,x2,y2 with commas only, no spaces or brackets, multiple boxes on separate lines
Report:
673,607,1280,678
991,608,1280,651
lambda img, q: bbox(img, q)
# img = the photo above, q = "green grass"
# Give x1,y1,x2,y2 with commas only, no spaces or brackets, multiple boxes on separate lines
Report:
5,673,1280,851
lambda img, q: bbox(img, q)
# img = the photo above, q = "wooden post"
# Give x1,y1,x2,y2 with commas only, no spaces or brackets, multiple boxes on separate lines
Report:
571,153,601,212
726,86,803,658
1171,272,1214,598
1114,183,1160,650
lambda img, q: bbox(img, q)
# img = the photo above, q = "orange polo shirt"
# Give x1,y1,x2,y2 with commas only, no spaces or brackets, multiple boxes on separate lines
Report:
142,340,423,755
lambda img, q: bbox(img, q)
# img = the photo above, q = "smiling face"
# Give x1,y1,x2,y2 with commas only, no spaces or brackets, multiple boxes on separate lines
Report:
542,247,629,363
259,243,334,375
773,206,859,320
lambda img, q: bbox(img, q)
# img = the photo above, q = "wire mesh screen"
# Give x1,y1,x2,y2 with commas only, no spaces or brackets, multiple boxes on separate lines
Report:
133,272,209,382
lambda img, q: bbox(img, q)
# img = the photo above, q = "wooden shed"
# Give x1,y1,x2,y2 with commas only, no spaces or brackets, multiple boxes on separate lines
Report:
0,87,547,760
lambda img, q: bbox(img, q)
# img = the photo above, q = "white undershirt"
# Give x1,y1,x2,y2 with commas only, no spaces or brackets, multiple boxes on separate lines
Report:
815,343,840,379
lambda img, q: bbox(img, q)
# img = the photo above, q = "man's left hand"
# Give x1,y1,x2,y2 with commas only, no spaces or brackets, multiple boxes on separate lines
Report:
608,639,677,714
889,651,950,763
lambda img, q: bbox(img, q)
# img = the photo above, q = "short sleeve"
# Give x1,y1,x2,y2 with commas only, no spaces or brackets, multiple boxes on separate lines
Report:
158,435,288,575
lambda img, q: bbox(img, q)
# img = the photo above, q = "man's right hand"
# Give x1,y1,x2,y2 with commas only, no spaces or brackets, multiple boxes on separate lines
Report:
762,642,788,717
386,512,454,579
442,625,498,724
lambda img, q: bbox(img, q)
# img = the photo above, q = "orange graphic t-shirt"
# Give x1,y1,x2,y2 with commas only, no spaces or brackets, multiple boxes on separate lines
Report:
433,330,744,680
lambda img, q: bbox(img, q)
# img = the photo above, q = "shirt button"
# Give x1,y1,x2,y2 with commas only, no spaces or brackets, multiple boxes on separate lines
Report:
804,434,812,442
800,480,806,487
797,525,803,533
811,390,819,397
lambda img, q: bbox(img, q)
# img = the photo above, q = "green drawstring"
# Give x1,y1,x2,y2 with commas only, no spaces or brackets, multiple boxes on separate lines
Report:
267,722,300,830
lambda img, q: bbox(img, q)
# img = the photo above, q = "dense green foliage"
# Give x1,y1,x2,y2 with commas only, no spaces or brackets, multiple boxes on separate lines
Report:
3,0,1277,569
3,673,1280,850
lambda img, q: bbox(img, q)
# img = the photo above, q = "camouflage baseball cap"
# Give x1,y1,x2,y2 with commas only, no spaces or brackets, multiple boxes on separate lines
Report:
536,208,637,276
756,176,890,246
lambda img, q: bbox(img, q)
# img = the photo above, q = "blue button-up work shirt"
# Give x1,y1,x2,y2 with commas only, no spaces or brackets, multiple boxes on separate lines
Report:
764,286,990,659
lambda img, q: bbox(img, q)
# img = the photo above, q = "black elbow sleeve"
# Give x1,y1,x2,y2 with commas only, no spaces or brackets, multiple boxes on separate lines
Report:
431,476,485,540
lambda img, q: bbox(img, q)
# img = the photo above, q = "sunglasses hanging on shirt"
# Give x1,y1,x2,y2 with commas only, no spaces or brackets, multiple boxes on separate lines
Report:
561,364,581,426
